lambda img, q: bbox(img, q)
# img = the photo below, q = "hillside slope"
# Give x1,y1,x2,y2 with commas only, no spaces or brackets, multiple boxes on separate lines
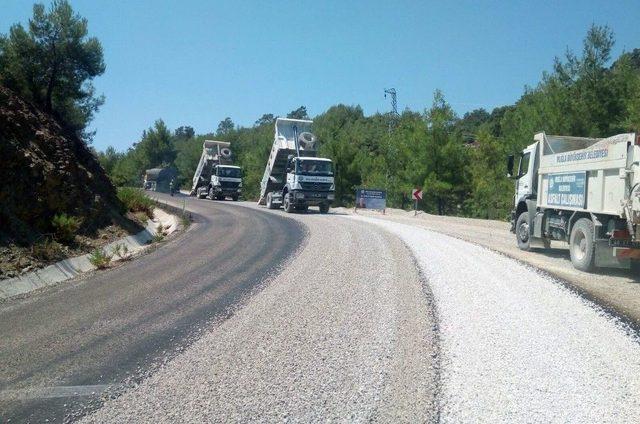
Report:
0,84,125,243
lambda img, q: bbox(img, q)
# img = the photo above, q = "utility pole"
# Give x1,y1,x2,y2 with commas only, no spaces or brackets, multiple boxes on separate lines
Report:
384,88,398,115
384,88,398,134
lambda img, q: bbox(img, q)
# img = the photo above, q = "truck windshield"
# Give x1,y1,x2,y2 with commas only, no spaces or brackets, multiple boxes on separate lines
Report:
296,160,333,176
217,167,241,178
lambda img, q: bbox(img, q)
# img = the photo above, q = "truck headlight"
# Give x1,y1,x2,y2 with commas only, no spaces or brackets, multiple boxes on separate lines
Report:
237,188,242,192
295,192,305,199
239,182,243,188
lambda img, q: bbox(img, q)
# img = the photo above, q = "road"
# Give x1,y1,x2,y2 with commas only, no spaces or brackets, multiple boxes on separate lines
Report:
0,195,305,422
3,195,640,422
338,206,640,324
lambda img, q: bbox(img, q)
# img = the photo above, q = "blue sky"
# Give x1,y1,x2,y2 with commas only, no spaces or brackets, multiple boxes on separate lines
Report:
2,0,639,151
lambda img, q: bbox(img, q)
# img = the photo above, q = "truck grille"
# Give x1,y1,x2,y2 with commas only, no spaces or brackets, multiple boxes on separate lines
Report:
221,181,240,189
300,182,332,191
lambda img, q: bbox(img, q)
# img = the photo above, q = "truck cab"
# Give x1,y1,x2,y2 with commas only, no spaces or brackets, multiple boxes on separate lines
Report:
282,157,335,213
209,165,242,201
509,142,539,238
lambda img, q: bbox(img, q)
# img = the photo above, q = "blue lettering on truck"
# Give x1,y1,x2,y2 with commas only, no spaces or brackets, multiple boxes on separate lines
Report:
556,148,608,164
546,172,587,208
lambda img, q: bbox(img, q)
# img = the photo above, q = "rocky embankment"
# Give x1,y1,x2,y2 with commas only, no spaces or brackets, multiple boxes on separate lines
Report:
0,85,140,277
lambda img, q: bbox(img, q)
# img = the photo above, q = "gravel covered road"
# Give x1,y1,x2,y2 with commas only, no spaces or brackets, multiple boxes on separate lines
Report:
355,216,640,423
83,207,438,423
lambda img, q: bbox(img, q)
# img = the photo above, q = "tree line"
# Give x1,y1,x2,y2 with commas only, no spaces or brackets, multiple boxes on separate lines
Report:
98,25,640,220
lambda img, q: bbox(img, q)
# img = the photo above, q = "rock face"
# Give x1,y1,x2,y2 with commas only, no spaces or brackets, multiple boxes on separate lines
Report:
0,85,121,243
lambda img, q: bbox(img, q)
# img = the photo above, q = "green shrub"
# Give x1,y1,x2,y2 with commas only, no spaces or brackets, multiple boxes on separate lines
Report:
51,213,81,243
32,238,64,261
89,248,112,269
117,187,155,219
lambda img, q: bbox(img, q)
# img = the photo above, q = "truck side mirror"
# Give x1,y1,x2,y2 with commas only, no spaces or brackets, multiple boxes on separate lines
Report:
506,155,514,178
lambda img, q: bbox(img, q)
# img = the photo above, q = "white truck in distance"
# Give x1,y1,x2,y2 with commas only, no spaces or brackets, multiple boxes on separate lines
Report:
508,132,640,272
258,118,335,213
190,140,242,201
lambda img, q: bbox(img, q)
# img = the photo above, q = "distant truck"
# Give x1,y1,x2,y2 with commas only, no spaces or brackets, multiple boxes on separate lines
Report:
258,118,335,213
143,167,177,193
508,132,640,272
190,140,242,201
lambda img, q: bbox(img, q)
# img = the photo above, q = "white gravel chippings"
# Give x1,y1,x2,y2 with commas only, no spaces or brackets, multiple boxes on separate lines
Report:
82,214,438,423
354,215,640,423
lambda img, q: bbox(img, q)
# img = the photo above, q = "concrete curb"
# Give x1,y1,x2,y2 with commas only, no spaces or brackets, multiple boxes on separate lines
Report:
0,208,179,300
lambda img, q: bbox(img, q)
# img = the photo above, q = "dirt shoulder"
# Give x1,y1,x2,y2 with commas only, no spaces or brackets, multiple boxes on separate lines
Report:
334,206,640,325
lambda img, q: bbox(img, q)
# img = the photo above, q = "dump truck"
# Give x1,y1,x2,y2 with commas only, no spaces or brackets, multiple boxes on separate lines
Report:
258,118,335,213
508,132,640,272
190,140,242,201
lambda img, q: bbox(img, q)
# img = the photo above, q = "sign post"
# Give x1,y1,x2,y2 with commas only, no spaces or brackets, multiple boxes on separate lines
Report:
412,188,422,216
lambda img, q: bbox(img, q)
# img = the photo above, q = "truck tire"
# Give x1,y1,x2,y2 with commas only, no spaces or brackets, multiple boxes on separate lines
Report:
515,212,531,251
208,187,215,200
570,218,596,272
232,194,239,201
266,192,274,209
284,193,295,213
630,259,640,277
319,203,329,214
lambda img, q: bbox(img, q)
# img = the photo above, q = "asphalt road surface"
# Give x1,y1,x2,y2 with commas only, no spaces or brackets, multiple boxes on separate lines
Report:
0,194,304,422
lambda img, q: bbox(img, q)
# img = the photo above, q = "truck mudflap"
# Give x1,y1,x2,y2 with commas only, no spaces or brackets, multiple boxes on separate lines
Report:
595,240,634,268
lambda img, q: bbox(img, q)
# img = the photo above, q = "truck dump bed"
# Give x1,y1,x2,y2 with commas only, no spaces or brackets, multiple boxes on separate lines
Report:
258,118,317,205
536,132,637,216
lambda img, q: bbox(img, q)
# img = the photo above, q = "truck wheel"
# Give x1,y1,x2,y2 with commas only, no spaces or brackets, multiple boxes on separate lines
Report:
266,192,274,209
232,194,239,202
630,259,640,277
319,203,329,214
208,187,215,200
515,212,531,251
570,218,596,272
284,193,294,213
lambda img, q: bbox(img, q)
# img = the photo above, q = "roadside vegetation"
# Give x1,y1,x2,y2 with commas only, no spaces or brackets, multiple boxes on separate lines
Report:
117,187,155,220
97,25,640,221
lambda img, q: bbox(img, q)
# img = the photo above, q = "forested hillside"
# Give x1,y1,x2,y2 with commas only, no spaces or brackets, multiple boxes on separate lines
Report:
98,25,640,220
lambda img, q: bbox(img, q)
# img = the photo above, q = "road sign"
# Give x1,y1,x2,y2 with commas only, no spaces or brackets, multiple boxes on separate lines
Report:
412,188,422,201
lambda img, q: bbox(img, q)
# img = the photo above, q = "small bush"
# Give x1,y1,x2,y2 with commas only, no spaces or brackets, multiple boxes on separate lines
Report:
32,238,64,261
112,243,129,260
89,248,112,269
153,224,165,242
51,213,81,243
117,187,155,219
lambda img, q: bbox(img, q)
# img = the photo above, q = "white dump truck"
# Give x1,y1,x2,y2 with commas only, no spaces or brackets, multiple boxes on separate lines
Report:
190,140,242,201
508,132,640,272
258,118,335,213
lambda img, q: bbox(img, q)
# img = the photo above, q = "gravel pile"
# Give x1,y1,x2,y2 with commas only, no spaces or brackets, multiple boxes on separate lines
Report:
357,216,640,423
83,214,438,422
